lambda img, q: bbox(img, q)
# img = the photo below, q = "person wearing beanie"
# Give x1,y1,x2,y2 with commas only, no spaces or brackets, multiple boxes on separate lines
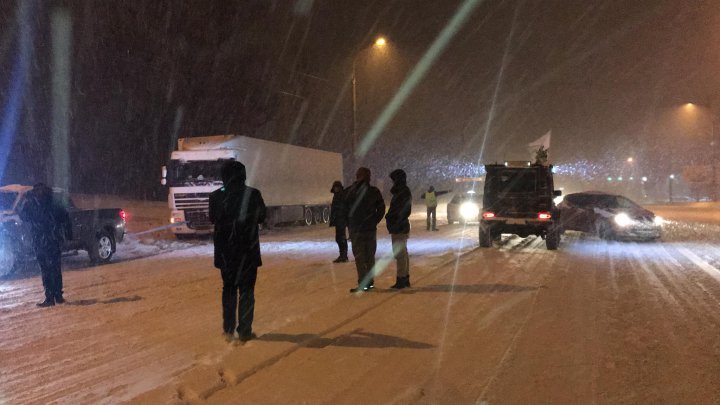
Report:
209,160,266,343
329,180,348,263
385,169,412,289
344,167,385,292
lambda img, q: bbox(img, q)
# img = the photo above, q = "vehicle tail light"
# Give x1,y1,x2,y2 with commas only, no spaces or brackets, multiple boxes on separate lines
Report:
120,210,127,221
538,212,552,220
482,212,496,219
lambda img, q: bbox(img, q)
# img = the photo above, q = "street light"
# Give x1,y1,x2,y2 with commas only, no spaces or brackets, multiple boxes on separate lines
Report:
351,36,389,163
668,174,676,203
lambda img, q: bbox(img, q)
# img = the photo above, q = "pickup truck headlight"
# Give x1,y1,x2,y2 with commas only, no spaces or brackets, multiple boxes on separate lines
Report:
460,202,480,220
613,213,635,227
653,216,665,226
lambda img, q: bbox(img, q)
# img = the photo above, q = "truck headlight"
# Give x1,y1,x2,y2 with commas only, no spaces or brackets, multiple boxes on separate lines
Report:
653,216,665,226
613,213,635,227
460,202,480,220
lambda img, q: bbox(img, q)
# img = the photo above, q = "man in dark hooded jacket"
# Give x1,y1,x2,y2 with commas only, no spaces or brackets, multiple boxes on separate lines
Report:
329,180,348,263
18,183,72,307
209,161,266,342
385,169,412,289
344,167,385,292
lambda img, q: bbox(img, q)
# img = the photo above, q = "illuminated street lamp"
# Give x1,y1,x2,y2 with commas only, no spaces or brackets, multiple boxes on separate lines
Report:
668,174,675,203
627,157,634,163
351,36,389,162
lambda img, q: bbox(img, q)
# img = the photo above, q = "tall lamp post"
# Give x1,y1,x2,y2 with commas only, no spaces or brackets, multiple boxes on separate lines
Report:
351,36,387,166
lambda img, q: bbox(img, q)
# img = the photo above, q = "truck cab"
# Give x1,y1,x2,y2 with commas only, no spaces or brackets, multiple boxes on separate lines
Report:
479,162,562,250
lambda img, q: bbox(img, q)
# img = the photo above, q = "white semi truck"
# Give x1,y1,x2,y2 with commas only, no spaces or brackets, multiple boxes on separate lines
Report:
161,135,343,237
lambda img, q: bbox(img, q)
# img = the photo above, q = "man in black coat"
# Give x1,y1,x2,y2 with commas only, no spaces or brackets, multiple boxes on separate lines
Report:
344,167,385,292
209,161,266,342
385,169,412,289
329,180,348,263
18,183,72,307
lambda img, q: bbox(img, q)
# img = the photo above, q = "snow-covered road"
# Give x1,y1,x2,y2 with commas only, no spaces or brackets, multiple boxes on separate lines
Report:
3,212,720,404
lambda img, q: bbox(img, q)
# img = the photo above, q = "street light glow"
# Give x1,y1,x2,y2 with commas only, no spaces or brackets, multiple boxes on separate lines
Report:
374,37,387,47
627,157,633,163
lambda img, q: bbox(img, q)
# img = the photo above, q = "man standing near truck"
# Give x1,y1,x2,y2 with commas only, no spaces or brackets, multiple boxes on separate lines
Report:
421,186,449,231
385,169,412,289
18,183,72,307
344,167,385,292
209,161,266,342
329,181,348,263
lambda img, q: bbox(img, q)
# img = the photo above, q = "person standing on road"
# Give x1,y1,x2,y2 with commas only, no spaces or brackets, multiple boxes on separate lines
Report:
421,186,449,231
329,180,348,263
209,161,266,342
385,169,412,289
344,167,385,292
18,183,72,307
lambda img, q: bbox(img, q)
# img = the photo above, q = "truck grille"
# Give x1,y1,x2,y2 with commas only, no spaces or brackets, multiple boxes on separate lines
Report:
174,193,212,230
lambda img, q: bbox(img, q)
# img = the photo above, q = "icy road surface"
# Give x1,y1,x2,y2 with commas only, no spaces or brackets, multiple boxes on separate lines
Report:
2,207,720,404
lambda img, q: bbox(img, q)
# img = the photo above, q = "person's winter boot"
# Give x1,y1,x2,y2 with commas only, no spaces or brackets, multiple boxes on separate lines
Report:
239,332,257,342
333,256,348,263
405,276,411,288
390,277,402,289
54,293,65,304
37,298,55,307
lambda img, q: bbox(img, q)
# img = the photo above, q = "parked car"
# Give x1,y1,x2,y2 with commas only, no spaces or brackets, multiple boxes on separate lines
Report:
0,185,126,274
557,191,662,241
447,191,481,224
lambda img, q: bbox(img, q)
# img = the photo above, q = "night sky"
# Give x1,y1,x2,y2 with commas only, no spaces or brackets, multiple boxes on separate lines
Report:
1,0,717,198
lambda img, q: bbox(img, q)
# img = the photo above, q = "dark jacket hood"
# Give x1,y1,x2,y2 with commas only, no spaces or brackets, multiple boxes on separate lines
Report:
389,169,407,185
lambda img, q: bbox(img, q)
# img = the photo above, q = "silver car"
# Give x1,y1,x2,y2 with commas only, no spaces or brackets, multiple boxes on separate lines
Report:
558,191,662,241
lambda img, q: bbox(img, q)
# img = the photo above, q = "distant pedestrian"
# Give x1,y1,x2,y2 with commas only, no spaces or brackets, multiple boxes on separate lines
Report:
209,161,266,342
329,180,349,263
18,183,72,307
344,167,385,292
385,169,412,289
421,186,449,231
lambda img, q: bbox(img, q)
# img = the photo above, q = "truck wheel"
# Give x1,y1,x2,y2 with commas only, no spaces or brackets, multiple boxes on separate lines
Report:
321,207,330,224
479,225,493,248
546,227,560,250
303,207,313,226
89,230,115,264
313,208,322,224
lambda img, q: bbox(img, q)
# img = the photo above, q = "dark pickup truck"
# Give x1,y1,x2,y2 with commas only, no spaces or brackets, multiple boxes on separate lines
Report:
0,185,126,274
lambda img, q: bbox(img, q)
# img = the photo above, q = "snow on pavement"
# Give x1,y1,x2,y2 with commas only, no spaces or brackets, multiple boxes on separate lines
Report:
2,204,720,403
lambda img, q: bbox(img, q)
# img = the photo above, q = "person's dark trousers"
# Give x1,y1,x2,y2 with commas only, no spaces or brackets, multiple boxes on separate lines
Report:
37,250,63,300
335,225,348,258
350,231,377,287
426,207,437,230
220,261,258,336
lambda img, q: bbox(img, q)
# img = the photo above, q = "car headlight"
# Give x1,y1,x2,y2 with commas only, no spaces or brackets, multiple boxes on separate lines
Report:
653,216,665,226
613,213,635,227
459,202,480,220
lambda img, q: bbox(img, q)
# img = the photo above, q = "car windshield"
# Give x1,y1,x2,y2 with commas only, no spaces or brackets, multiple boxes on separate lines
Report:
585,195,641,209
0,192,18,211
488,170,537,193
166,160,227,187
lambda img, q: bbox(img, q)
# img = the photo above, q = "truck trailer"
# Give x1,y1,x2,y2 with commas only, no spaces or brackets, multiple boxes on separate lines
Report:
161,135,343,237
